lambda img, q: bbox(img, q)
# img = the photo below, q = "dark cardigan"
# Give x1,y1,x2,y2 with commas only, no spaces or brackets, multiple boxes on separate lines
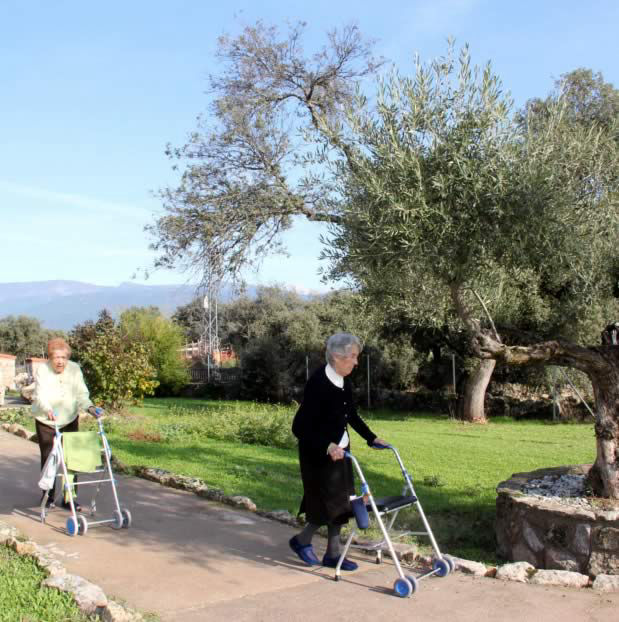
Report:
292,365,377,525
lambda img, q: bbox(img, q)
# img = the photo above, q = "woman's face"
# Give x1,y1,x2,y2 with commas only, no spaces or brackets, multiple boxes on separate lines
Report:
332,346,360,377
50,349,69,374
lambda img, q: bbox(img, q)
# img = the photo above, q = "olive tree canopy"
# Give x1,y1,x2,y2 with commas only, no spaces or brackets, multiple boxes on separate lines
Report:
147,21,381,286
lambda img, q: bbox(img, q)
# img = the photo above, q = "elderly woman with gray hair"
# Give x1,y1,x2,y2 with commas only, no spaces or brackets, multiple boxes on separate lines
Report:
290,332,387,571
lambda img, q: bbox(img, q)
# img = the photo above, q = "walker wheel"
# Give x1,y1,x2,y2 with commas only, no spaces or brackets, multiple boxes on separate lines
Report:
445,556,456,573
393,577,413,598
433,558,450,577
334,575,340,582
121,508,132,529
112,509,123,530
405,575,419,594
66,516,78,537
78,515,88,536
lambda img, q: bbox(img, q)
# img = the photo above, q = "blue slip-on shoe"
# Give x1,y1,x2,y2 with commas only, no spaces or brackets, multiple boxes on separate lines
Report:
289,536,321,566
322,553,358,571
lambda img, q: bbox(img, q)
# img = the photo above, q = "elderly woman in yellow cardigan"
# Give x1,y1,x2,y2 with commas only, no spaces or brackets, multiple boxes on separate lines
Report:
32,338,99,510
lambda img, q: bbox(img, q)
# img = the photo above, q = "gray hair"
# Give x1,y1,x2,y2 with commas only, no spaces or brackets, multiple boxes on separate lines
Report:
325,333,362,365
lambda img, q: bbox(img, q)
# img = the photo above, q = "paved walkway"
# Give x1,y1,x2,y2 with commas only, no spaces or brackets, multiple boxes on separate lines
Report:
1,429,618,621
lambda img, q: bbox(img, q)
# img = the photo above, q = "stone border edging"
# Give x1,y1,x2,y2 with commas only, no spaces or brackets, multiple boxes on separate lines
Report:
2,421,619,593
0,520,145,622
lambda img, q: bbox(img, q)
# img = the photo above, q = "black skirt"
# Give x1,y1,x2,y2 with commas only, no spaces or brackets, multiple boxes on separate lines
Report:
298,446,354,526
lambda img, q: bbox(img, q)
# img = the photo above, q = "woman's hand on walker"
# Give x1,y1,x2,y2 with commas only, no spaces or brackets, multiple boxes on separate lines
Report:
47,410,56,421
327,443,345,461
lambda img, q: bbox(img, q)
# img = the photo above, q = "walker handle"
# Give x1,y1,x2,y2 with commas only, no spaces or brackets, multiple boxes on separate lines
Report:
372,442,392,450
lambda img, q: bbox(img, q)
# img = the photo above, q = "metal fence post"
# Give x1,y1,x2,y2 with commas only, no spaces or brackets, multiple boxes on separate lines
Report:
451,353,456,395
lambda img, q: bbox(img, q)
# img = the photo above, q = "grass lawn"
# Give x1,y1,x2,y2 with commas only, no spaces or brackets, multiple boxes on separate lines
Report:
91,398,595,564
3,398,595,564
0,545,95,622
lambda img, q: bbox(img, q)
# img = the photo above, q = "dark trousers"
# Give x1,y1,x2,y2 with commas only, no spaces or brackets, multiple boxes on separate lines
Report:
35,417,79,499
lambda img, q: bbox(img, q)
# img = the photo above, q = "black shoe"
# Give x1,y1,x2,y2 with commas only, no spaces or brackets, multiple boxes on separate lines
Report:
289,536,321,566
322,553,358,571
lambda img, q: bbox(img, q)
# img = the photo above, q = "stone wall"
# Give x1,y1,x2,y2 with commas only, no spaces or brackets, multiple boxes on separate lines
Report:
496,465,619,577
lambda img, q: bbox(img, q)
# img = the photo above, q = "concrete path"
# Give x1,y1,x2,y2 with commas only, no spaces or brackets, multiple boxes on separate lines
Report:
1,429,617,621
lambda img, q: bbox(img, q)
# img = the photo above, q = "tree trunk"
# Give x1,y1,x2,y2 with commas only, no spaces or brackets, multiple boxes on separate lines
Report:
585,361,619,498
450,283,619,497
458,358,495,423
474,334,619,499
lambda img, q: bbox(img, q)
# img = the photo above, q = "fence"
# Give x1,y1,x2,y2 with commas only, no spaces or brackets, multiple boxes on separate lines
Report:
189,366,241,384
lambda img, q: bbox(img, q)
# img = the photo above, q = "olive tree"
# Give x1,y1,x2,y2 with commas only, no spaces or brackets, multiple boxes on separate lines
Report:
147,21,381,286
319,48,619,496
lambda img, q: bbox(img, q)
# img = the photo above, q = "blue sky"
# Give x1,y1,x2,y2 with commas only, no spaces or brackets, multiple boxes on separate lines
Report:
1,0,617,293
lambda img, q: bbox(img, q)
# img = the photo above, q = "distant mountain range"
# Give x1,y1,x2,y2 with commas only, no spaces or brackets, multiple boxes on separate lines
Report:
0,280,236,330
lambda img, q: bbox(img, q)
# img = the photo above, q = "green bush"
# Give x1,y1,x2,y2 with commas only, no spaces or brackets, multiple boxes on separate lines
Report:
120,307,190,396
70,311,158,410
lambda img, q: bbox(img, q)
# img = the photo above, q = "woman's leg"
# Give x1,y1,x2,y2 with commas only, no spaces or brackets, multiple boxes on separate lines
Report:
323,522,358,570
35,419,55,469
295,522,320,546
289,522,322,565
35,420,56,501
325,523,342,558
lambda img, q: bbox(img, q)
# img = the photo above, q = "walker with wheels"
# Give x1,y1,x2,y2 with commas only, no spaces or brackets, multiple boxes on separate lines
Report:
339,443,453,598
39,409,132,537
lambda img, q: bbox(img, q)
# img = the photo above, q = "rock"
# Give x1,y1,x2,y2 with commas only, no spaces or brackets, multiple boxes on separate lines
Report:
449,556,488,576
592,574,619,592
528,569,589,588
544,547,581,572
200,488,225,502
227,495,257,512
495,561,536,583
20,382,35,402
0,522,19,543
102,600,144,622
111,455,129,472
588,550,619,576
572,523,591,556
522,521,544,553
1,423,10,431
10,538,38,556
43,574,107,614
260,510,298,526
8,423,30,438
38,557,67,577
594,526,619,550
415,554,434,568
512,542,539,567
